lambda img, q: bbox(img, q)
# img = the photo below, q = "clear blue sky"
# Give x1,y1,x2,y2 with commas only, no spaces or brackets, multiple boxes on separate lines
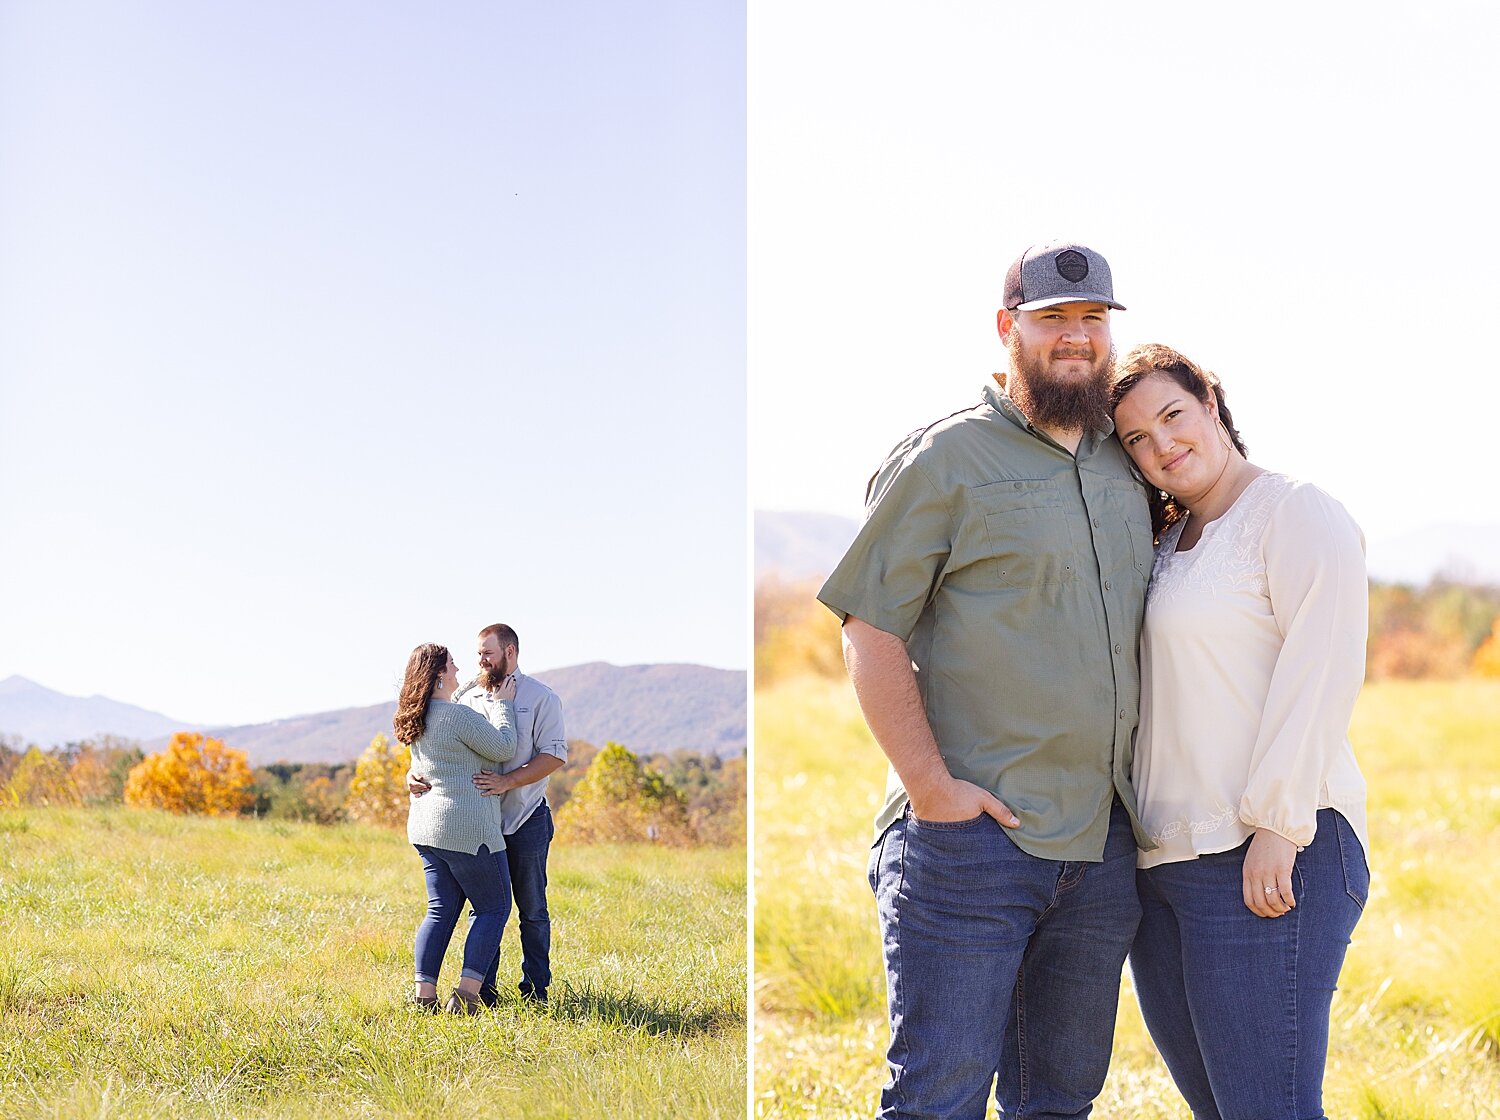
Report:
0,2,746,725
749,2,1500,563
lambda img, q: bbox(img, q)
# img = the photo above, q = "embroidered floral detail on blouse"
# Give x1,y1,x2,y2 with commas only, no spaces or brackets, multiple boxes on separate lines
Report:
1146,473,1294,611
1149,802,1240,846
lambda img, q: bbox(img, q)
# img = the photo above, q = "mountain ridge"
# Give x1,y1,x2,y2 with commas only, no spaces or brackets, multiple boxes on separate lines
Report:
0,662,746,764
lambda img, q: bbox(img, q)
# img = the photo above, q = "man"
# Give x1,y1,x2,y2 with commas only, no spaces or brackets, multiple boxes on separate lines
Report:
818,242,1156,1119
410,623,567,1004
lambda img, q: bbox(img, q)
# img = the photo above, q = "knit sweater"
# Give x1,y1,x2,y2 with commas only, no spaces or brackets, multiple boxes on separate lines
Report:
406,699,518,855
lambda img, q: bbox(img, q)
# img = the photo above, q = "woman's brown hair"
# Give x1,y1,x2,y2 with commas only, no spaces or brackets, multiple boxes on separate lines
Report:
393,643,449,746
1109,343,1248,540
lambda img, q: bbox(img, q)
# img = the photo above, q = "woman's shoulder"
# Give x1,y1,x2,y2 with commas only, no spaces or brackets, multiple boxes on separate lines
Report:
1263,473,1358,524
1260,473,1365,552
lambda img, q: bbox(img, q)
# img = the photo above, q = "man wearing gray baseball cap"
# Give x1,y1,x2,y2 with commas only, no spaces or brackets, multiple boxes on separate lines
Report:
819,241,1154,1118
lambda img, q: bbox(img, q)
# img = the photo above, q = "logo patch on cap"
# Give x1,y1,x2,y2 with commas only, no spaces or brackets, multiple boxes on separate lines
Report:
1055,250,1089,283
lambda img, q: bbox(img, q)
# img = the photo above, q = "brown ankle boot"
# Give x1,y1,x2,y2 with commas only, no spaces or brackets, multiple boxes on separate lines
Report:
444,988,484,1015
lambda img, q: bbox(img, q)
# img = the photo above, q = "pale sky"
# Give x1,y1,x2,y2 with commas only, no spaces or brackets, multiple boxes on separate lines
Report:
748,3,1500,554
0,2,746,726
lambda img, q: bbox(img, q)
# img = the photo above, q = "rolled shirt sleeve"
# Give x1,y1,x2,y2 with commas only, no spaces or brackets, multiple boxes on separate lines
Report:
530,688,568,762
1238,485,1368,847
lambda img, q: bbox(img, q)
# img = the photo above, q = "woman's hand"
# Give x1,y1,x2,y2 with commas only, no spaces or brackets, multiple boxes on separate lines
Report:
1242,828,1298,918
491,673,518,702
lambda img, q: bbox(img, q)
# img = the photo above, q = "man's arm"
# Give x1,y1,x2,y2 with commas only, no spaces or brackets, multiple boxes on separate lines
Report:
843,616,1018,826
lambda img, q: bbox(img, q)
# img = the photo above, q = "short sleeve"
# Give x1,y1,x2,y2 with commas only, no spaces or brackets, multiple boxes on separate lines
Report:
817,451,954,641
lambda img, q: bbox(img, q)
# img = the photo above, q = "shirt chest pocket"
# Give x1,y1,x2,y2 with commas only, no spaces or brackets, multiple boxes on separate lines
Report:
967,479,1078,590
512,705,534,762
1097,478,1154,581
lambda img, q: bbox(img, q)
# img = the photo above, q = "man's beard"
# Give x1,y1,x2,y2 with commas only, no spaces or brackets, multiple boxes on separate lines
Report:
1005,332,1114,433
479,661,511,690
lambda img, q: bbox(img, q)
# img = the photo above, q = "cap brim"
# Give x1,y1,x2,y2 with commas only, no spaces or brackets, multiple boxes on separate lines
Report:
1013,294,1126,311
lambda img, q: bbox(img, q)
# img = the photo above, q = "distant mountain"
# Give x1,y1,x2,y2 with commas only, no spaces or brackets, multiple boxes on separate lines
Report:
537,662,745,759
0,676,197,744
0,663,746,765
760,509,1500,590
1366,524,1500,586
756,510,858,584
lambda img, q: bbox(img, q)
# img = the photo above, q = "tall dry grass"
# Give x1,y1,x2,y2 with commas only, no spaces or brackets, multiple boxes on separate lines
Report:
0,808,746,1119
754,674,1500,1119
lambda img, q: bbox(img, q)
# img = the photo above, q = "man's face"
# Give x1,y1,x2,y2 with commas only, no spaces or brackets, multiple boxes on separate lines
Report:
1000,302,1114,431
477,634,517,681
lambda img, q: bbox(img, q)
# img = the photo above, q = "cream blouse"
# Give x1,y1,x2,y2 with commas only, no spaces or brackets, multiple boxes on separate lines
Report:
1134,472,1370,869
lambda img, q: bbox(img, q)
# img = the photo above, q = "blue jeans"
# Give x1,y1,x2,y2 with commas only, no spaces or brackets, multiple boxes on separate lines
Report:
413,843,513,985
481,800,554,999
868,800,1141,1120
1130,809,1370,1120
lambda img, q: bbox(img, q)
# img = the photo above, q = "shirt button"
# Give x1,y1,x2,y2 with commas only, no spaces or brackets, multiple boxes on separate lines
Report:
1118,709,1127,719
1092,517,1101,527
1013,481,1023,489
1114,643,1123,654
1104,580,1112,590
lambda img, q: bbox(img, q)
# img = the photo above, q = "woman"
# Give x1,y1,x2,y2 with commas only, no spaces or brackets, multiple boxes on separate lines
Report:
393,642,518,1014
1110,344,1371,1120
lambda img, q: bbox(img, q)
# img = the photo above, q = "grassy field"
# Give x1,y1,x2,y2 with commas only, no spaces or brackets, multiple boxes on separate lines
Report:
0,809,746,1119
754,676,1500,1119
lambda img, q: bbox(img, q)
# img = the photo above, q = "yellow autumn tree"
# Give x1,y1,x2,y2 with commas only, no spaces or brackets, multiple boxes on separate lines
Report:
554,742,693,846
344,732,411,828
1473,618,1500,678
123,732,253,816
2,746,80,808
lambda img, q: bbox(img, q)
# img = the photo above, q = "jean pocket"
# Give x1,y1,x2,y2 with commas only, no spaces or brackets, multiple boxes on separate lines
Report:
1333,812,1370,910
909,811,988,831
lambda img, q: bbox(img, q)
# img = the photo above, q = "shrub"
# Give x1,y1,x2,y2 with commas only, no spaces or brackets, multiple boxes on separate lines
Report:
554,742,692,845
123,732,254,816
2,746,79,808
344,733,410,828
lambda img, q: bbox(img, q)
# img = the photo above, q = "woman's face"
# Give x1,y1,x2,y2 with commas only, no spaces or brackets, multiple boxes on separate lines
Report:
1112,373,1224,499
439,656,459,695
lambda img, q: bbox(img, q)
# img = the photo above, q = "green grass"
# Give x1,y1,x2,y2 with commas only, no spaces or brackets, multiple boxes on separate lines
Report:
0,809,746,1119
754,676,1500,1120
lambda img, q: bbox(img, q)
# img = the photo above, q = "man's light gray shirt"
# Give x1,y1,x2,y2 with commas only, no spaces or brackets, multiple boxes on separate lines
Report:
455,672,567,834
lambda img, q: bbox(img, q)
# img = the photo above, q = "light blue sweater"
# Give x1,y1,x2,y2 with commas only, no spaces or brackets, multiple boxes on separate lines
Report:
406,699,517,855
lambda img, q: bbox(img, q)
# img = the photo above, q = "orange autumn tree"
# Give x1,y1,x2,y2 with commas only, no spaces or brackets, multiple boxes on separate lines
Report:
1474,617,1500,678
124,732,253,816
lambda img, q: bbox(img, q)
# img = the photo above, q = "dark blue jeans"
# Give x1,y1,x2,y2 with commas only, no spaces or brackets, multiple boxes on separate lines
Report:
413,843,512,985
481,800,554,1000
1130,809,1370,1120
868,800,1141,1120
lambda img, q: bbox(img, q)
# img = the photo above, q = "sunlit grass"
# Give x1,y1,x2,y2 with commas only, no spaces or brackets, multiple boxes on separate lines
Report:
0,808,746,1119
754,675,1500,1119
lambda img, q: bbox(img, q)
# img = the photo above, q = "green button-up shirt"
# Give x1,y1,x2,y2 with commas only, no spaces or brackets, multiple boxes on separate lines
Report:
819,382,1157,860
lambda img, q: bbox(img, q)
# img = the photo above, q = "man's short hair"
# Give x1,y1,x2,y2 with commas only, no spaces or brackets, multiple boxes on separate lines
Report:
478,623,520,653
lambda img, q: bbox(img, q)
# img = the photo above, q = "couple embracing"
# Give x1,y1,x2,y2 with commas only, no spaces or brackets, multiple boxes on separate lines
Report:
391,623,567,1014
820,242,1370,1120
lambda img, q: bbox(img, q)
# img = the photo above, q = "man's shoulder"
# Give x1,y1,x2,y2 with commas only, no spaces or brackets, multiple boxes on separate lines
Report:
864,396,1022,502
517,673,561,705
904,397,1011,458
453,680,488,708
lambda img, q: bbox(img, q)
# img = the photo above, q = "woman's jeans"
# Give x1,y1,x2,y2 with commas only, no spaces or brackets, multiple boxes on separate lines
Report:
413,843,513,985
1130,809,1370,1120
